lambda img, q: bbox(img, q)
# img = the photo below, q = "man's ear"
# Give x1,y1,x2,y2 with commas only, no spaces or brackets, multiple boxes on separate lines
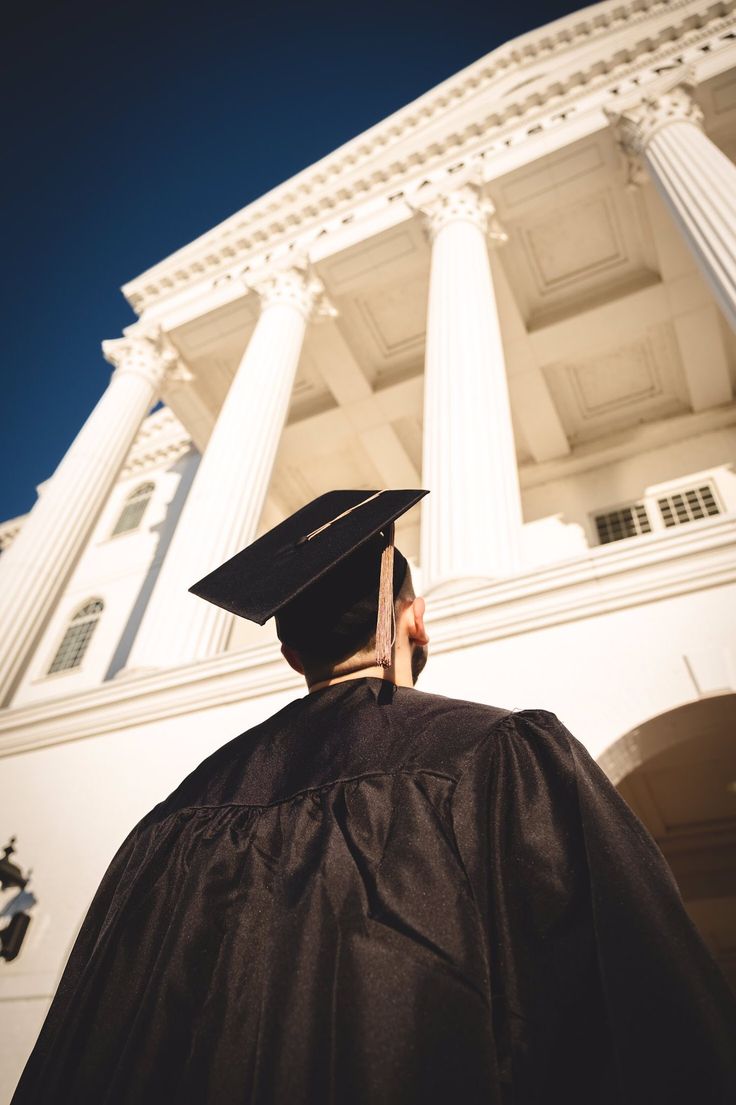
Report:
280,642,305,675
406,595,429,646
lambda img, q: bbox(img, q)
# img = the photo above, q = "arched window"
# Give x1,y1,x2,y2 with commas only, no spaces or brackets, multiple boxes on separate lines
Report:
111,482,154,536
47,600,104,675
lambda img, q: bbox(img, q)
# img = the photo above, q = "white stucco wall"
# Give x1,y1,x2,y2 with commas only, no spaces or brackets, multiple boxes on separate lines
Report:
11,450,199,706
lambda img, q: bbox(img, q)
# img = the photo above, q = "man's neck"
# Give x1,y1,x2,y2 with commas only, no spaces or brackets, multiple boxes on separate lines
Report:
307,664,409,694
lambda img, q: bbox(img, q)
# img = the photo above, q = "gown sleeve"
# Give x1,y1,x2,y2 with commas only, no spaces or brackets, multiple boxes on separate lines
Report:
481,708,736,1105
10,804,171,1104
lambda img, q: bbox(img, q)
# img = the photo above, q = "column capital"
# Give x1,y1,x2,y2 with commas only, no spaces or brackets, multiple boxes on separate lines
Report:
101,331,184,391
606,67,736,333
411,175,507,245
248,262,337,322
605,67,704,162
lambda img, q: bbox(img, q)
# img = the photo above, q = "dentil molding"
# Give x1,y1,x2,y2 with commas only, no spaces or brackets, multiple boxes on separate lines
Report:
0,519,23,552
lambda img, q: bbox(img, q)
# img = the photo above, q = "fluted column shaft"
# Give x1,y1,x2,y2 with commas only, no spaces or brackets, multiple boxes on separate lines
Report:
608,74,736,332
418,182,523,592
0,337,168,704
125,266,332,669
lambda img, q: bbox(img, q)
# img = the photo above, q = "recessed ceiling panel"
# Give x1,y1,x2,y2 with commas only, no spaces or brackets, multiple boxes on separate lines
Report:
287,348,337,423
500,179,659,329
355,276,428,359
326,229,417,292
173,297,257,358
524,193,626,292
390,416,423,474
542,322,691,443
320,221,429,295
336,271,428,387
500,141,605,209
711,72,736,115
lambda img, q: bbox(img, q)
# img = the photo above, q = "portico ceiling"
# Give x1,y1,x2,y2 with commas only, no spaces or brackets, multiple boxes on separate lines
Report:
162,98,735,519
168,215,431,422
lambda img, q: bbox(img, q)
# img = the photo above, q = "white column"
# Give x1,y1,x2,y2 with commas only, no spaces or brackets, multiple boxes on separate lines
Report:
607,71,736,332
416,179,524,592
124,264,334,670
0,336,170,705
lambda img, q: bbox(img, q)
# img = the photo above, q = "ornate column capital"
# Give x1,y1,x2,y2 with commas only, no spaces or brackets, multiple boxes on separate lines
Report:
411,173,507,245
607,65,736,332
248,261,337,322
101,331,187,391
605,67,703,180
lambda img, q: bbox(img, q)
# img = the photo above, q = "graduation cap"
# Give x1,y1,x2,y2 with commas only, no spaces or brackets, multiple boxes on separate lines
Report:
189,489,428,667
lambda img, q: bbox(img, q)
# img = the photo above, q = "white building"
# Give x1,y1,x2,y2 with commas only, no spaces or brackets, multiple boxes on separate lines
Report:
2,0,736,1097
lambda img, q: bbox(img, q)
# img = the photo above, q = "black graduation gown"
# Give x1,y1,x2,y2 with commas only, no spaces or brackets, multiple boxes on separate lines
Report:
12,678,736,1105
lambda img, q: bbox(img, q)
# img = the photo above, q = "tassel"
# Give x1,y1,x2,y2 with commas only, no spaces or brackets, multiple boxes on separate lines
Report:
375,524,395,668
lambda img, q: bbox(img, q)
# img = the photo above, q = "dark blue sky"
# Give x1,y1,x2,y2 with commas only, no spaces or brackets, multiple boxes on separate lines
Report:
3,0,588,522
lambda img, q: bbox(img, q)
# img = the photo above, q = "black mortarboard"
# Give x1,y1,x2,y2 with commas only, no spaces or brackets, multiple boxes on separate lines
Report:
189,489,428,667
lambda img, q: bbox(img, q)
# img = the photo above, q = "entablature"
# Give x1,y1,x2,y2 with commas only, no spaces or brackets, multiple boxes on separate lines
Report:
122,1,736,321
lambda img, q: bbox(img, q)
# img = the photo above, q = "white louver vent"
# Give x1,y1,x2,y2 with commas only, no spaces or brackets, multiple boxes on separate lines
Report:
592,476,726,547
657,484,721,528
594,503,651,545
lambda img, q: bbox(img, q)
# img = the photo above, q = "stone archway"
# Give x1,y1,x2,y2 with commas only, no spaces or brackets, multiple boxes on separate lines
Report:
600,693,736,993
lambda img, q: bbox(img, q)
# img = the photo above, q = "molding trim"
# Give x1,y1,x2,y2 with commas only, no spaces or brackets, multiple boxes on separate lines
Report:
120,406,194,476
598,692,736,784
1,514,734,757
0,517,25,551
518,403,736,487
120,438,193,476
122,2,736,316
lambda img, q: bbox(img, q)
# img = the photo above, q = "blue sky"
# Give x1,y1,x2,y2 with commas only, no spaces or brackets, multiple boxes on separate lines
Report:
2,0,588,522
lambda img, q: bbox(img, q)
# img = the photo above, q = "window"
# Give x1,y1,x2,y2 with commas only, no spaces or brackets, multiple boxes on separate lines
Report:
111,482,154,536
594,503,651,545
47,600,104,674
593,479,724,546
657,484,721,528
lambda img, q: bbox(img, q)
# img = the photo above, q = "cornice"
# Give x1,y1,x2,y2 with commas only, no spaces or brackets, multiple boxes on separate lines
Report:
123,0,736,316
0,516,25,551
120,438,192,477
1,514,733,758
130,406,186,441
120,406,193,477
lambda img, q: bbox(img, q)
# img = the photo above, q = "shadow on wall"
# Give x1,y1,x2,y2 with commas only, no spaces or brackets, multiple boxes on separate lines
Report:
602,692,736,995
104,449,201,679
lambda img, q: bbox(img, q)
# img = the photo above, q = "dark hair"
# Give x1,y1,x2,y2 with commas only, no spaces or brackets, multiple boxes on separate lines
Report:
276,538,411,669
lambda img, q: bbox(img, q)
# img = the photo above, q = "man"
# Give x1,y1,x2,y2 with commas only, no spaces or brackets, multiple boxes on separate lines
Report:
12,489,736,1104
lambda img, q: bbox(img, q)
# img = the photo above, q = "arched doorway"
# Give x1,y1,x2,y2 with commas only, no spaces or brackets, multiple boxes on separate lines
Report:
600,694,736,993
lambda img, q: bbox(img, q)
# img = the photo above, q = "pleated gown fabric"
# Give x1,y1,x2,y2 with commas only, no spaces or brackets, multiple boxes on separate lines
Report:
12,678,736,1104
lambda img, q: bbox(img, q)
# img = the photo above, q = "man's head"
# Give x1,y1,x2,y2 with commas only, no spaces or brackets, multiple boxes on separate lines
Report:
187,489,430,689
276,538,429,688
